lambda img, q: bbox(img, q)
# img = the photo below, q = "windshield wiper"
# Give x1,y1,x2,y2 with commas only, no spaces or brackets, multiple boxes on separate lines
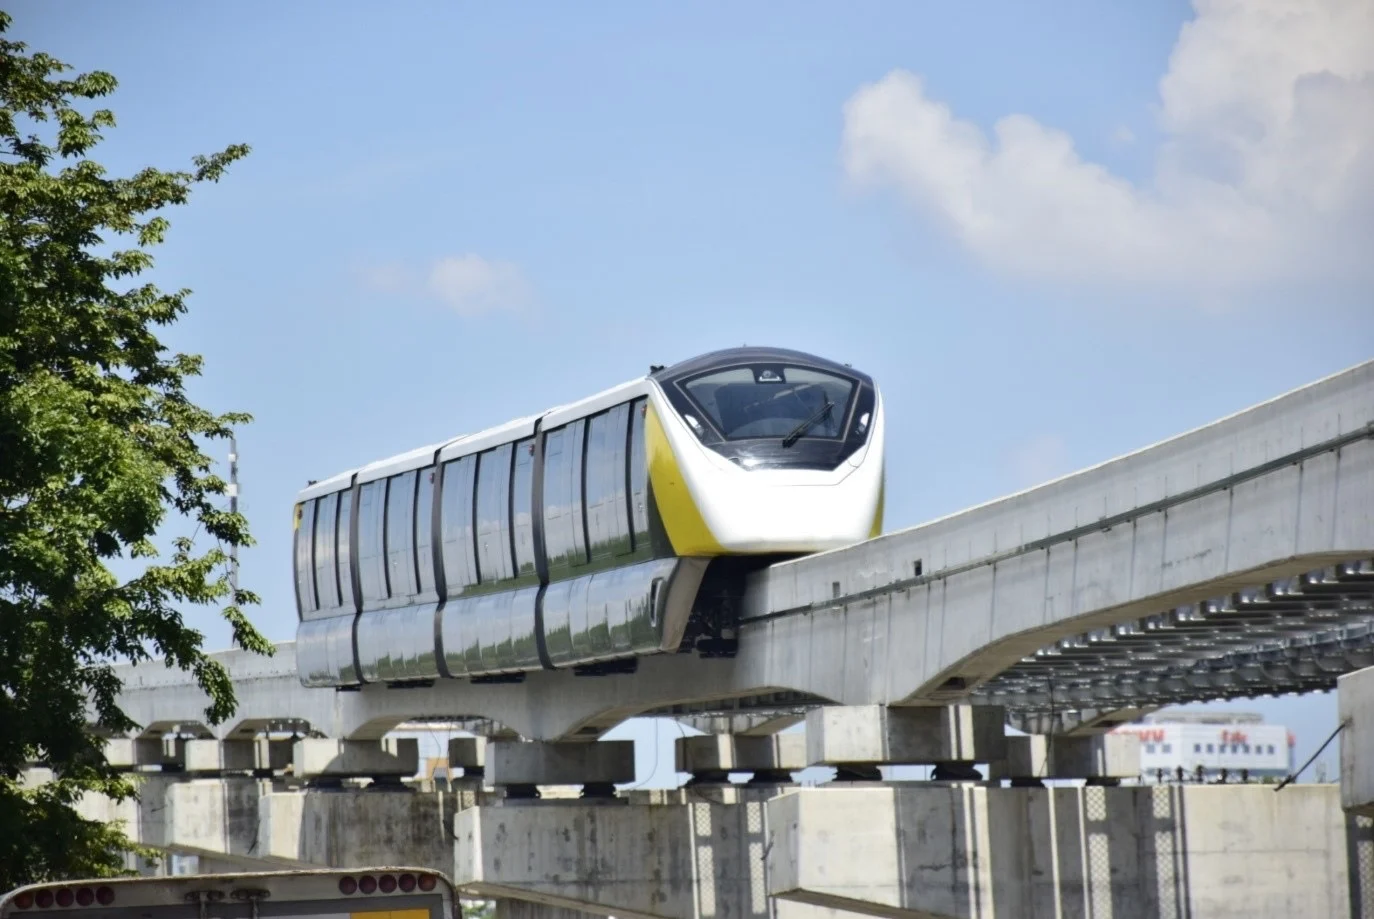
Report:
782,397,834,447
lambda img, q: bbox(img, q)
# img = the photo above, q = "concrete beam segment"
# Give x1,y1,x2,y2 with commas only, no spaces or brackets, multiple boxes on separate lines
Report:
805,705,1006,766
677,713,807,736
292,738,419,778
1340,665,1374,815
448,737,487,770
105,737,185,769
768,785,1371,919
455,800,772,919
184,739,292,774
487,740,634,786
675,734,806,774
990,734,1140,781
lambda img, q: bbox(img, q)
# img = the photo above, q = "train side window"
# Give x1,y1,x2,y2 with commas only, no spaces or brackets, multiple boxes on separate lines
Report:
385,470,418,599
628,398,650,548
512,438,536,578
476,443,514,583
358,480,388,605
312,492,339,609
445,456,483,590
337,487,354,609
440,455,479,593
294,499,317,614
416,466,436,595
542,422,588,574
586,406,630,560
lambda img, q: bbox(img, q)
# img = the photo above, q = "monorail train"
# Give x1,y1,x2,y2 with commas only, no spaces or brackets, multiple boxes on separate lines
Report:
291,346,884,688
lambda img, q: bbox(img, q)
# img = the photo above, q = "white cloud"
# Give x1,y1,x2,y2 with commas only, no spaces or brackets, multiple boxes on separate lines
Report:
427,255,532,317
1006,434,1071,490
840,0,1374,294
358,254,532,317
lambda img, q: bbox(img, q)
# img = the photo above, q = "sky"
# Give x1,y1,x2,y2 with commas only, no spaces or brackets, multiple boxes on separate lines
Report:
13,0,1373,786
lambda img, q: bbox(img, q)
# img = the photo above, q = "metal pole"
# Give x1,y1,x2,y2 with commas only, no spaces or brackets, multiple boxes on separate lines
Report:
228,434,239,596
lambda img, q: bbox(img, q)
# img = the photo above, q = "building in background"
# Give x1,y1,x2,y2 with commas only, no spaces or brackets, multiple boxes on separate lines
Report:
1111,710,1294,780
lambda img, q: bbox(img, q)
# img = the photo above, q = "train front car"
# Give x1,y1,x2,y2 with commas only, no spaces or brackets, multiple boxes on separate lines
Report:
646,347,884,556
291,346,883,690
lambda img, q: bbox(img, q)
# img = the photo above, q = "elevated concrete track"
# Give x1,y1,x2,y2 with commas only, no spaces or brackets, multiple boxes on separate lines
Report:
97,359,1374,741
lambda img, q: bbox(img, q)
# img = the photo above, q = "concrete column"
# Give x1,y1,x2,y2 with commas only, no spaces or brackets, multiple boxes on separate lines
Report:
1341,665,1373,815
494,900,598,919
675,734,806,785
455,799,771,919
805,705,1005,780
487,740,634,798
989,733,1140,785
768,784,1360,919
291,738,419,784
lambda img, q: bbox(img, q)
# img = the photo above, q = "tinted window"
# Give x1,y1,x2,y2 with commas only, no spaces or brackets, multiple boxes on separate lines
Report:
542,421,587,574
295,499,317,613
476,444,514,583
586,405,630,560
385,471,417,599
440,455,478,592
337,487,355,609
313,492,340,609
358,480,387,604
628,398,649,548
416,465,436,596
680,365,855,440
512,438,536,578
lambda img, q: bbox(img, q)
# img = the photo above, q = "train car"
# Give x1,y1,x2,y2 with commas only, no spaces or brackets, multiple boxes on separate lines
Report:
291,346,884,688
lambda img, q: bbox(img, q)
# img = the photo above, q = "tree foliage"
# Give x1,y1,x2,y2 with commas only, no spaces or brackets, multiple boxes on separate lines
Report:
0,13,269,887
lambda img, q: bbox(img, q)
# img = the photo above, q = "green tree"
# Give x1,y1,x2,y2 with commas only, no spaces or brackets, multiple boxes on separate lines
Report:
0,13,270,887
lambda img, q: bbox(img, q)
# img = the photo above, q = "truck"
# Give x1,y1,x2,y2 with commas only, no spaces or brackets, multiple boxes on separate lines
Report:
1,869,458,919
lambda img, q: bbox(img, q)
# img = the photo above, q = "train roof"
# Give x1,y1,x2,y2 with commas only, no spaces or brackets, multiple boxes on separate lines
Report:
293,346,871,502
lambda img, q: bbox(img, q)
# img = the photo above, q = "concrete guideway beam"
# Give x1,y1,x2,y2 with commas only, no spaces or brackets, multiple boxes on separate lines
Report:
292,738,419,780
989,733,1140,784
185,738,293,774
487,740,635,795
91,360,1373,742
675,734,807,783
767,785,1372,919
805,705,1006,779
104,737,186,769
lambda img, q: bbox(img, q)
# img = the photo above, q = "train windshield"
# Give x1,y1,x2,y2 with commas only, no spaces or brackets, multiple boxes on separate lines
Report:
679,364,856,441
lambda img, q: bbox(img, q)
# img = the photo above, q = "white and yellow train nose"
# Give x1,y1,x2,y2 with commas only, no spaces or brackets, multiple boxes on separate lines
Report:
645,395,885,556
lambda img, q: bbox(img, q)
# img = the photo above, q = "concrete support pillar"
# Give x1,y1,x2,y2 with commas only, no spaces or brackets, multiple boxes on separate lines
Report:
989,733,1140,785
493,900,598,919
487,740,634,798
805,705,1005,780
675,734,806,785
767,784,1362,919
164,778,266,859
291,738,419,785
1341,665,1374,815
185,738,292,775
455,799,771,919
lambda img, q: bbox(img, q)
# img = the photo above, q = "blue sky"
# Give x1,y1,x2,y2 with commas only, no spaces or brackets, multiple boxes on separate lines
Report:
15,0,1372,785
